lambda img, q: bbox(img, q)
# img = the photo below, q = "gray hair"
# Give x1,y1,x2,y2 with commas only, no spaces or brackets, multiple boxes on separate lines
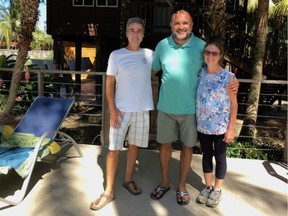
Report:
126,17,145,32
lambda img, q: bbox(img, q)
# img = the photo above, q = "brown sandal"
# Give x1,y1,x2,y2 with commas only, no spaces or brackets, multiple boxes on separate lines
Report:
90,193,115,211
123,180,142,195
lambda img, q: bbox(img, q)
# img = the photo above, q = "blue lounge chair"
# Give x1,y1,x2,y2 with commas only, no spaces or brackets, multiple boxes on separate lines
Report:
0,96,83,205
30,59,46,70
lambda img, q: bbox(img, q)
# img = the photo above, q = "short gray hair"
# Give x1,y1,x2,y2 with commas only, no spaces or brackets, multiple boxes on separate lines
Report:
126,17,145,32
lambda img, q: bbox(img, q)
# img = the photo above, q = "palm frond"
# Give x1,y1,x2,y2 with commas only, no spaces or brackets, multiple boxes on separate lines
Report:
247,0,258,13
273,0,288,17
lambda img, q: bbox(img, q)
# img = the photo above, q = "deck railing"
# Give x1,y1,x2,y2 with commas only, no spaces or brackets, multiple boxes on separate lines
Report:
0,68,107,146
0,68,287,161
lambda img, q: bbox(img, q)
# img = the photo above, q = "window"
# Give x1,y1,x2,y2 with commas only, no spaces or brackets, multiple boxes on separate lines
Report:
73,0,83,6
96,0,118,7
87,24,98,36
73,0,94,7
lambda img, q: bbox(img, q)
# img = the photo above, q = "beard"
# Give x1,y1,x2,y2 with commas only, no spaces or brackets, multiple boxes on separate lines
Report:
173,31,191,41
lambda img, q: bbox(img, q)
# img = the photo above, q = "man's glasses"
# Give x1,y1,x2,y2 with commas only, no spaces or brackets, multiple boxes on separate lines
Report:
204,50,221,57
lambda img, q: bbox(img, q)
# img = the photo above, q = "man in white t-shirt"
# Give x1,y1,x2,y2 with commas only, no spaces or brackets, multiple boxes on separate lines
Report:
90,17,154,211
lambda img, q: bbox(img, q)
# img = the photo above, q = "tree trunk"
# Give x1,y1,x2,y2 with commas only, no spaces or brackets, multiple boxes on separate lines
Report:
0,0,39,121
244,0,269,140
202,0,226,43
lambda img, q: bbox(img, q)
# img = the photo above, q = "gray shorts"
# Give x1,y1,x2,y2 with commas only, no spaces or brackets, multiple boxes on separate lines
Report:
156,111,197,147
109,111,150,150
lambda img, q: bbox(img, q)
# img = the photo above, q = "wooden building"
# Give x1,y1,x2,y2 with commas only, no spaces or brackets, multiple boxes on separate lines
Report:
46,0,211,71
46,0,242,141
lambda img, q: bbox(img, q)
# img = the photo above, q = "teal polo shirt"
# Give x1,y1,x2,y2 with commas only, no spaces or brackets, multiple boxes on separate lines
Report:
152,33,205,114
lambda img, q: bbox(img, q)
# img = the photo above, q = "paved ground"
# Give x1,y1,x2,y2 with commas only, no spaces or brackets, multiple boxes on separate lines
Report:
0,144,287,216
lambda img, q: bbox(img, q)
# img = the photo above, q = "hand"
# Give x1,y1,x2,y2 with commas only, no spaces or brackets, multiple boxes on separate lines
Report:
110,108,123,129
227,79,239,94
224,129,235,143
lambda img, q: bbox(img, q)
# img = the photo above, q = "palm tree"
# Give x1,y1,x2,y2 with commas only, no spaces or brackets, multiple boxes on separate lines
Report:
9,0,21,40
0,2,21,48
266,0,287,77
0,0,40,121
244,0,270,139
201,0,227,43
241,0,287,139
0,14,14,48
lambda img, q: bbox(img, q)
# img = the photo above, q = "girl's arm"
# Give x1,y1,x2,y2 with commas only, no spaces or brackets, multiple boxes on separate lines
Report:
224,83,238,143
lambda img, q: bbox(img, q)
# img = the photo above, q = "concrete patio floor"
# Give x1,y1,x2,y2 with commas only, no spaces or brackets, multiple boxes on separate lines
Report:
0,144,287,216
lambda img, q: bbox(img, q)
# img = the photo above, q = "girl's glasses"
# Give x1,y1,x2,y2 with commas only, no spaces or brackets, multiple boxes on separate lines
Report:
204,50,221,57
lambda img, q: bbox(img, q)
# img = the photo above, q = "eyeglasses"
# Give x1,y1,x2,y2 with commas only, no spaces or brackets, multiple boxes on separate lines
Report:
204,50,221,57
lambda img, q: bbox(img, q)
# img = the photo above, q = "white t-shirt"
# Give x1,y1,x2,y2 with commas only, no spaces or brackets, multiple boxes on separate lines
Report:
106,48,154,112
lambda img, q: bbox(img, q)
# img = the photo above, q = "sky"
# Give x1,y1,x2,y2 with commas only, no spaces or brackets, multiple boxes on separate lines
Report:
38,2,46,32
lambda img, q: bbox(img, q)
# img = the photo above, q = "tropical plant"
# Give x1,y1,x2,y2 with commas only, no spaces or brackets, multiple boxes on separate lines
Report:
0,54,16,92
0,0,50,50
0,0,40,121
227,141,283,161
0,1,21,48
31,27,53,50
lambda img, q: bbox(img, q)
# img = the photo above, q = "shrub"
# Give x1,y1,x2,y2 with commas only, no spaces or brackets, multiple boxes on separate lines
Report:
227,141,283,161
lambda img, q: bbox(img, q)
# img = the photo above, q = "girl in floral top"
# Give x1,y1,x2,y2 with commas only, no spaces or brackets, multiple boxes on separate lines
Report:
196,40,238,208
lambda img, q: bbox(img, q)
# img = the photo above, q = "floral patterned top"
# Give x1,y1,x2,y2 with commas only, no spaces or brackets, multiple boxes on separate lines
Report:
196,67,236,135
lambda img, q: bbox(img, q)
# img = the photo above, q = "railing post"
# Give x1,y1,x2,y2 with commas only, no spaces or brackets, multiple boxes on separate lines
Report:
285,113,287,163
101,73,109,146
37,72,44,96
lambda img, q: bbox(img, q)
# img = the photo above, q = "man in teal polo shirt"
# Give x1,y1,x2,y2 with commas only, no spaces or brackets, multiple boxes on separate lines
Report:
150,9,205,206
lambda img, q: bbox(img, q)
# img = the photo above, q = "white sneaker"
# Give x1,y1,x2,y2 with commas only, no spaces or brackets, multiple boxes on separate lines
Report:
196,186,213,204
206,189,222,208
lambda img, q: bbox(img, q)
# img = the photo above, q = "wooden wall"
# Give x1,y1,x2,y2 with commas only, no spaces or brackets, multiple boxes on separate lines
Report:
47,0,121,40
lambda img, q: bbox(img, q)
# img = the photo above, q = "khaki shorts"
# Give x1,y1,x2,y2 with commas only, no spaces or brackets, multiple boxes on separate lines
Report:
156,111,197,147
109,111,150,150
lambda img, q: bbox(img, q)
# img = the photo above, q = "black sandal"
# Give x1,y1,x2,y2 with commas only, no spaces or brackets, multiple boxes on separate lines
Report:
176,191,190,205
150,186,170,200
